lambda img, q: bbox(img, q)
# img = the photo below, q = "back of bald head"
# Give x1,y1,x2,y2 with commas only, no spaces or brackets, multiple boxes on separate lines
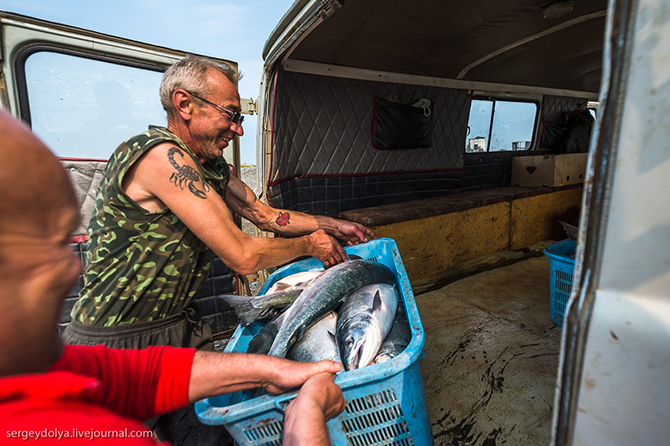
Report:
0,110,77,235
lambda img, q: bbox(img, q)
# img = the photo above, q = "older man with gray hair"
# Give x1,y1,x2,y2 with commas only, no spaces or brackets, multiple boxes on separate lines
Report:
64,55,375,351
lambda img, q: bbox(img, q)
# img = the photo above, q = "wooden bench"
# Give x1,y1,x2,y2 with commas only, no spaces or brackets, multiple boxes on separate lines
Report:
340,185,583,284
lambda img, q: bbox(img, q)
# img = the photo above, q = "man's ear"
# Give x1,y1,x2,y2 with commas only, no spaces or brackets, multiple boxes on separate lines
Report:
173,90,193,122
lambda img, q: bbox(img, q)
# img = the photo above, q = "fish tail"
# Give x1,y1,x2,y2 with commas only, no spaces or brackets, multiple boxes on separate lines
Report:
218,294,263,327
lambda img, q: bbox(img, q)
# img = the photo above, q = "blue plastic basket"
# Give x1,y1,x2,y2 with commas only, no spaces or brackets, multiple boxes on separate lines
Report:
543,239,577,328
195,238,432,446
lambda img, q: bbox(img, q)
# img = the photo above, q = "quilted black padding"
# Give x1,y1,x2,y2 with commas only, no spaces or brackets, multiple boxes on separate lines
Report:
268,171,463,218
462,152,517,192
270,70,469,182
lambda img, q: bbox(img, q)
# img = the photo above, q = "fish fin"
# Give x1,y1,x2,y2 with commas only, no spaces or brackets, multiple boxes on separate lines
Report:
272,282,291,292
218,294,263,327
257,308,280,320
328,330,337,344
239,308,264,327
295,278,315,288
372,290,382,312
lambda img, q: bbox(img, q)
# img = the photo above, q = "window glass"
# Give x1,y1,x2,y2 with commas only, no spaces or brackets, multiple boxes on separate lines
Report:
490,101,536,151
466,98,537,152
466,99,492,152
25,51,166,159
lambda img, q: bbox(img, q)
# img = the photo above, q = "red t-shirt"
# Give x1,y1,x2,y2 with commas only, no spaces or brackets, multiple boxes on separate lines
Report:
0,345,195,444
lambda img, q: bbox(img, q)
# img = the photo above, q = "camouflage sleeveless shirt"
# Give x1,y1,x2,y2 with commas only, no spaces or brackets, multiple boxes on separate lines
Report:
71,126,230,326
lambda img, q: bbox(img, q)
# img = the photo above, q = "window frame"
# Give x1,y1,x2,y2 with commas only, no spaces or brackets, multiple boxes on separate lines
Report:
15,44,168,129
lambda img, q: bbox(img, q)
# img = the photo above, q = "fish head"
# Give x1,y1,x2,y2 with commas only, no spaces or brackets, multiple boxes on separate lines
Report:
338,316,379,371
340,331,365,371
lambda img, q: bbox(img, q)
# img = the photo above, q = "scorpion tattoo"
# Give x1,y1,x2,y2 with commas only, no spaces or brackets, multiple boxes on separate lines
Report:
167,147,210,199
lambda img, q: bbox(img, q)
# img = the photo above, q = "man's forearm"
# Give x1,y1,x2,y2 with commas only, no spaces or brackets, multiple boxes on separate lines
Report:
282,372,345,446
283,398,331,446
253,210,366,244
187,352,279,403
227,183,372,244
250,207,338,237
187,352,342,404
219,232,314,275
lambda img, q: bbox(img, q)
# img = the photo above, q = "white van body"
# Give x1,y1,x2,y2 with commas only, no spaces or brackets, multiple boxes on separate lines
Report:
554,0,670,443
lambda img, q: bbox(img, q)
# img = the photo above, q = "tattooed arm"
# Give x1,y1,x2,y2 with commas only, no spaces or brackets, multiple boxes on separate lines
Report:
121,143,350,272
224,173,376,246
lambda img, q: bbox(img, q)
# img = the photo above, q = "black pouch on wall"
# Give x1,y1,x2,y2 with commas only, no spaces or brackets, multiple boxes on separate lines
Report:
372,97,432,150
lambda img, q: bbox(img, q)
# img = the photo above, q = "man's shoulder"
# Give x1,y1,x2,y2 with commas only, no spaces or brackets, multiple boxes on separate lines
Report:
124,126,182,149
110,127,186,167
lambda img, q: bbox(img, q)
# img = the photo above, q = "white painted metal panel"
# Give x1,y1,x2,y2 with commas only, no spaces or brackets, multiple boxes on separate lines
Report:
572,0,670,443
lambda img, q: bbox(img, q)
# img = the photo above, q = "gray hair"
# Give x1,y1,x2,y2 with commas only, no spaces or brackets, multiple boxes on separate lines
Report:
159,54,241,114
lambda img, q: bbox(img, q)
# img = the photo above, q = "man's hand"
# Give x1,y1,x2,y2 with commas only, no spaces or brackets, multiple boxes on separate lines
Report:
328,220,377,246
262,359,342,395
283,373,346,446
292,372,346,420
307,229,348,268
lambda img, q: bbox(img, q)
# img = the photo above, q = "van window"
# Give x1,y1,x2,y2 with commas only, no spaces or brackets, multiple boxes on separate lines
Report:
24,51,166,159
466,98,537,152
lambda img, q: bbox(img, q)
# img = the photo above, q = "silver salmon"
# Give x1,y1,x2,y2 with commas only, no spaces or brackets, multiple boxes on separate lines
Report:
372,300,411,364
267,260,396,358
286,311,341,364
220,270,323,327
337,283,399,371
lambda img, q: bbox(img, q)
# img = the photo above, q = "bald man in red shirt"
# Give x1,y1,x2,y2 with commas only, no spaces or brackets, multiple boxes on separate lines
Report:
0,109,345,445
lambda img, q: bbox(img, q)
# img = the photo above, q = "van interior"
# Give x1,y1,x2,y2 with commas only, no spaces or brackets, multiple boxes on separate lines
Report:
255,1,605,444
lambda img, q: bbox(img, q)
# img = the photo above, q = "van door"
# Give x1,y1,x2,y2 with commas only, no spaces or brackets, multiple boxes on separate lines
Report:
552,0,670,444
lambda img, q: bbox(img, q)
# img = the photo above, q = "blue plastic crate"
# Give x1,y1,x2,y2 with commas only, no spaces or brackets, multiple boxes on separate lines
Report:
543,239,577,328
195,238,432,446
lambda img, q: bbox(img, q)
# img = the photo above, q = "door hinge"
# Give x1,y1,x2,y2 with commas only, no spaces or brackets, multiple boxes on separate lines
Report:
240,97,257,115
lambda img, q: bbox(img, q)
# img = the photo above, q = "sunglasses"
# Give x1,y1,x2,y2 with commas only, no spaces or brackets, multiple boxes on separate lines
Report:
186,91,244,125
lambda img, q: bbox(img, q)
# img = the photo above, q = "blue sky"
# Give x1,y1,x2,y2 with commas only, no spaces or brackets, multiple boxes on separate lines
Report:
0,0,295,164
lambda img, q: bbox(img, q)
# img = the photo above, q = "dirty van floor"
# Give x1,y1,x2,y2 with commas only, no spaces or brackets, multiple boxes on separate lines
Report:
415,256,562,446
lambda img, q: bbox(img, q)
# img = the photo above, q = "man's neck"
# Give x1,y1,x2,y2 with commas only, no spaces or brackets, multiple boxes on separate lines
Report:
166,120,207,165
